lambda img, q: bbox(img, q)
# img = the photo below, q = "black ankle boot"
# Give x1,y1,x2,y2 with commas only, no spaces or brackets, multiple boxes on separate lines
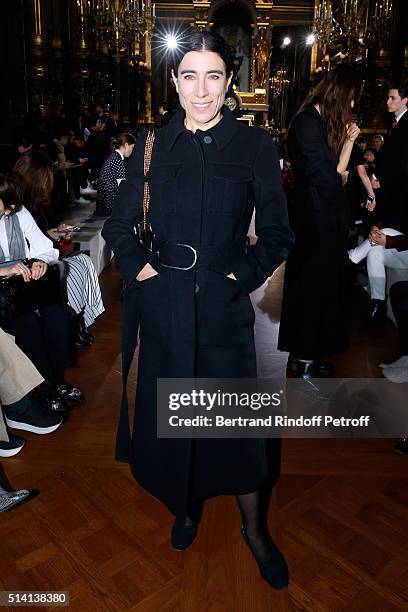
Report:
368,298,387,323
171,516,198,551
241,524,289,590
72,311,92,348
77,312,95,343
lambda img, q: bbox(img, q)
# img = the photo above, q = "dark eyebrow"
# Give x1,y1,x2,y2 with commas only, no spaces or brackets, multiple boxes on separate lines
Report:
179,70,224,75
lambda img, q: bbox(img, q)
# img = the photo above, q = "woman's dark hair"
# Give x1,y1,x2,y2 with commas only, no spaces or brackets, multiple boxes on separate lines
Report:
0,174,22,214
110,132,136,151
298,64,364,154
13,151,54,213
171,30,235,87
54,127,70,140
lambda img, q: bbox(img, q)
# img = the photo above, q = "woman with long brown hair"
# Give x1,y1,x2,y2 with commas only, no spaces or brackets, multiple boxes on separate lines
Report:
13,151,105,344
278,63,363,378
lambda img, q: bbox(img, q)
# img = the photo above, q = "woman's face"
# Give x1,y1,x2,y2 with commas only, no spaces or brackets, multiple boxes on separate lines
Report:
172,51,232,132
123,143,135,158
0,199,14,215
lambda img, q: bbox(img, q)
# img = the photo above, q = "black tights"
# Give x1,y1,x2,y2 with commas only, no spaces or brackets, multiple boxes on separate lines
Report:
182,481,274,562
236,481,274,562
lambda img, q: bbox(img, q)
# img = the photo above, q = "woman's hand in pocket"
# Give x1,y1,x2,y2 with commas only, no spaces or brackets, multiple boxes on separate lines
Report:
226,272,237,281
136,263,159,282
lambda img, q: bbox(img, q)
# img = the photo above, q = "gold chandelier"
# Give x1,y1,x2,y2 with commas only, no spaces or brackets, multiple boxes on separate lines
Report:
313,0,394,60
76,0,156,51
94,0,156,51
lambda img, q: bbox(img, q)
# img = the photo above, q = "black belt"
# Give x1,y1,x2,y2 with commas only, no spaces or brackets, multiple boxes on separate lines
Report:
152,241,246,271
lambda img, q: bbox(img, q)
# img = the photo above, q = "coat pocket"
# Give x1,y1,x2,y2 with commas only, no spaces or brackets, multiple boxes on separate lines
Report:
147,162,181,215
139,271,171,343
208,163,252,216
200,270,255,347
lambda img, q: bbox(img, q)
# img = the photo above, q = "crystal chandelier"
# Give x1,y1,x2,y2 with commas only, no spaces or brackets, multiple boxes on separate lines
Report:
93,0,156,51
313,0,394,60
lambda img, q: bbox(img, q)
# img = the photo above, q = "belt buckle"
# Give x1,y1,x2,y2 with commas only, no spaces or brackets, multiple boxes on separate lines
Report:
158,243,197,271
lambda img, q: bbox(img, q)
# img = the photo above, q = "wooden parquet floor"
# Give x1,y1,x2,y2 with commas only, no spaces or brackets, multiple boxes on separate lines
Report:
1,264,407,612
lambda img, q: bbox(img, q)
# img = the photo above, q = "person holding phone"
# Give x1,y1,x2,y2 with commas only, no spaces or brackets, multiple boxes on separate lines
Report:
13,152,105,344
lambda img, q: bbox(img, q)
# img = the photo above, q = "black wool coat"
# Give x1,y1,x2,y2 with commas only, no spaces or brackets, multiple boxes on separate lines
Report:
102,107,294,517
278,106,349,359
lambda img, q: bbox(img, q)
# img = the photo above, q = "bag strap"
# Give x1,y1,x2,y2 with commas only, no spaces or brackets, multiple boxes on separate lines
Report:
143,129,155,231
115,129,155,462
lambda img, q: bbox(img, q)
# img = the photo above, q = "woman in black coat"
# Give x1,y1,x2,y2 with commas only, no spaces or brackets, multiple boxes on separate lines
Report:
102,32,294,589
278,65,363,377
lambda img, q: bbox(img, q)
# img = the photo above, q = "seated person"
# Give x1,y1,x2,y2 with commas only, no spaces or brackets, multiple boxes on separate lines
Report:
371,134,384,152
0,327,63,438
363,148,376,177
0,173,85,408
348,229,408,322
13,152,105,344
48,128,70,210
48,128,69,166
356,135,367,152
64,130,93,205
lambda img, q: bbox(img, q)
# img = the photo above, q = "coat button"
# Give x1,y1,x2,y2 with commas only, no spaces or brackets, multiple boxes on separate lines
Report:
203,135,212,144
195,283,200,293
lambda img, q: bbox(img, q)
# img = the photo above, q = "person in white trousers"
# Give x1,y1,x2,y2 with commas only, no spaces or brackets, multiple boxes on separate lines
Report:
349,227,408,317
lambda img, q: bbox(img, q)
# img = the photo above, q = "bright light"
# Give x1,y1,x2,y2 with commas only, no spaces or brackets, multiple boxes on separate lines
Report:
282,36,291,46
165,34,179,50
306,34,316,45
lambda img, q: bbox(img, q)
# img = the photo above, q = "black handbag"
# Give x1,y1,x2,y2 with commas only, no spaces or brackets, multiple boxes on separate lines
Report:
0,259,63,324
135,129,155,250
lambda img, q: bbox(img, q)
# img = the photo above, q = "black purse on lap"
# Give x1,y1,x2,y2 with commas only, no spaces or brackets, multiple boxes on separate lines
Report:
0,259,63,324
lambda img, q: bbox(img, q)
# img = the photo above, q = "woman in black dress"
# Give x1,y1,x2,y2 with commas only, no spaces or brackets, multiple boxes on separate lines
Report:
278,64,363,377
103,31,294,589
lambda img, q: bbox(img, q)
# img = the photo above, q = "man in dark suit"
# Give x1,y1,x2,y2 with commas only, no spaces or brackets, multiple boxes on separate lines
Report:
373,84,408,230
365,84,408,321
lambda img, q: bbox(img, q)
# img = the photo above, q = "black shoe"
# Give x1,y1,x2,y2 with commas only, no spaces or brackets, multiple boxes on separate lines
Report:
368,299,387,323
0,488,31,512
72,311,93,348
288,356,335,377
85,330,96,343
3,397,63,435
241,524,289,590
75,337,92,350
43,395,69,415
57,383,85,404
171,516,198,551
77,313,96,343
0,434,26,458
292,361,330,401
394,438,408,456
